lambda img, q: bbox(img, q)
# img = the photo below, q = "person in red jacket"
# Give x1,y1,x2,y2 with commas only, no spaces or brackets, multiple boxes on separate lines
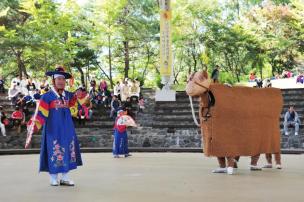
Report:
11,105,25,134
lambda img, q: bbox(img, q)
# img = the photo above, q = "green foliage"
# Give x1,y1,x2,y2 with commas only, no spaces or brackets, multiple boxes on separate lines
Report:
0,0,303,87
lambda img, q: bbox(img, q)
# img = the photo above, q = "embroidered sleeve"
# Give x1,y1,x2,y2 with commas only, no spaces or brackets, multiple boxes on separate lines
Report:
27,95,49,133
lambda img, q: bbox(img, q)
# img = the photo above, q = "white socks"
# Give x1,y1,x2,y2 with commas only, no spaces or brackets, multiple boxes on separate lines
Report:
49,173,71,184
50,174,58,185
61,173,70,181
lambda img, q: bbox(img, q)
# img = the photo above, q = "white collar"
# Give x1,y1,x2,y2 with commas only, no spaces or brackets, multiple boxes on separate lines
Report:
51,87,66,98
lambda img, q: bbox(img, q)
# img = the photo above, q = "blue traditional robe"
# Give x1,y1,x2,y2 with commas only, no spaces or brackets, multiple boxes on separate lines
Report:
112,116,129,155
30,88,82,174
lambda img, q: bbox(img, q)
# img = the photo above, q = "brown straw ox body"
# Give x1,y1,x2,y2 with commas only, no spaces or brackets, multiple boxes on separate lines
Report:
186,71,283,157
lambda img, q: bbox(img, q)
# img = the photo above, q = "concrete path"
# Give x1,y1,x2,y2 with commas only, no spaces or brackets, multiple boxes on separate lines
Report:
0,153,303,202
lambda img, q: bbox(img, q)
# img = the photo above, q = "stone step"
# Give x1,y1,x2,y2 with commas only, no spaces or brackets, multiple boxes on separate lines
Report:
156,99,199,104
172,98,304,105
282,105,304,109
154,105,304,113
283,96,304,100
74,123,113,128
279,123,304,128
152,123,197,128
154,109,199,114
281,89,304,95
152,114,302,123
155,104,200,109
283,102,304,107
172,98,303,104
154,111,198,116
0,100,12,105
148,104,302,111
281,108,304,114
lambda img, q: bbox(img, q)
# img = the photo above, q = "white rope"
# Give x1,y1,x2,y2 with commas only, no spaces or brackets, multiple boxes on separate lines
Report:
189,96,200,127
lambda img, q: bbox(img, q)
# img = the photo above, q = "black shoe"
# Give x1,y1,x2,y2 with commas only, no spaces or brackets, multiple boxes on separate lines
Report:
125,154,132,158
60,180,75,186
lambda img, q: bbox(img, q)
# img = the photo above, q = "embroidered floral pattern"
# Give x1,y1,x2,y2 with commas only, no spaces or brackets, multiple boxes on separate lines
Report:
70,139,76,163
51,140,65,167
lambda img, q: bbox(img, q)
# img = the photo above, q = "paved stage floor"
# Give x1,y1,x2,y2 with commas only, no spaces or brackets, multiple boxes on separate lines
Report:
0,153,303,202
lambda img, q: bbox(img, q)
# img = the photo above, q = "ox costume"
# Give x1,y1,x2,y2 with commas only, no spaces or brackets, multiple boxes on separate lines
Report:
27,67,82,186
186,70,283,175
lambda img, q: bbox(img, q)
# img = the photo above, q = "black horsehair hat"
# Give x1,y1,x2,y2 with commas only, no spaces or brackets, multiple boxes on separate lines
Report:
45,66,72,79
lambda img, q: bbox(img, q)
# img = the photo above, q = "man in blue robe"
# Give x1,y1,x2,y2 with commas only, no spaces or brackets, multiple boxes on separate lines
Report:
26,66,82,186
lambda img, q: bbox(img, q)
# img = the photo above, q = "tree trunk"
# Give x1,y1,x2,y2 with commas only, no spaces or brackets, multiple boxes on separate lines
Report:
108,35,113,89
86,62,90,90
191,44,197,72
236,69,240,82
141,46,151,81
187,49,192,74
76,66,85,87
15,50,28,79
123,40,130,79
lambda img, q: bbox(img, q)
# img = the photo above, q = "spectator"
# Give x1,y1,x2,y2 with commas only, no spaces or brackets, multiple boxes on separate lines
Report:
41,85,49,94
114,81,121,101
130,80,140,99
20,76,28,91
275,73,281,79
255,78,263,88
296,73,304,84
8,84,21,105
15,92,31,116
78,98,93,126
26,78,36,97
67,77,76,92
90,79,96,89
284,105,301,136
262,78,272,88
16,93,26,109
23,94,35,108
94,93,103,106
98,88,111,108
271,73,281,80
0,106,7,136
33,89,41,101
110,95,121,119
138,96,145,113
134,78,141,88
282,70,293,79
123,97,134,119
11,105,25,134
39,78,48,90
121,81,130,102
99,79,108,92
0,76,5,93
89,86,98,101
249,73,256,82
76,88,93,125
211,65,220,83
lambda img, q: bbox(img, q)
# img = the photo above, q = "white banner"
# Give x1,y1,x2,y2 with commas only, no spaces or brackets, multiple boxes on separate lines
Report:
160,0,172,76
